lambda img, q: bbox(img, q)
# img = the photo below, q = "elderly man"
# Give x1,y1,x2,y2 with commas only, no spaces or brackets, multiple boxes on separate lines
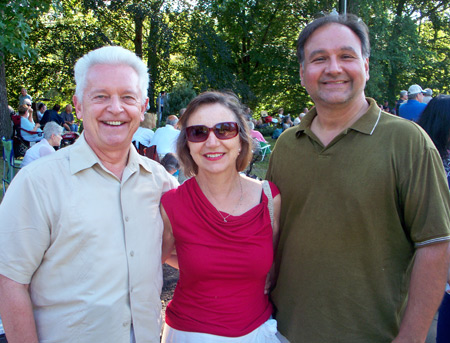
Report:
398,84,427,122
0,46,178,342
60,104,78,132
19,87,32,105
267,14,450,343
150,114,180,158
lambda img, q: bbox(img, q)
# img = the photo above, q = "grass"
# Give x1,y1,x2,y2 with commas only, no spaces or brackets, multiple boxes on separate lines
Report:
245,136,276,180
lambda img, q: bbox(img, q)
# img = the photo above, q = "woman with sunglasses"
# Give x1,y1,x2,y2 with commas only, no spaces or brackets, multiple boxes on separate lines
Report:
160,91,284,343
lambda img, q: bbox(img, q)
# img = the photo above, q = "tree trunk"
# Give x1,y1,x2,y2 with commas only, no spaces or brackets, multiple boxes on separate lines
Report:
147,14,159,113
134,13,143,58
0,53,12,140
386,0,407,99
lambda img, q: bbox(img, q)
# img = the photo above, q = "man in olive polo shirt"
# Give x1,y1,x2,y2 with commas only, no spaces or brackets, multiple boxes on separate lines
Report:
267,14,450,343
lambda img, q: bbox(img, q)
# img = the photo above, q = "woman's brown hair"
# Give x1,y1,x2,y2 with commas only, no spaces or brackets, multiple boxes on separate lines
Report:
176,91,253,177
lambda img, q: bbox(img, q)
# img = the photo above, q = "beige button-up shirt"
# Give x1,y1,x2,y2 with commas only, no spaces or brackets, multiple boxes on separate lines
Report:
0,135,178,342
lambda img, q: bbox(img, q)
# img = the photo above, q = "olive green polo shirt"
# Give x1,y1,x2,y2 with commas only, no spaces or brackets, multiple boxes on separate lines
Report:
267,98,450,342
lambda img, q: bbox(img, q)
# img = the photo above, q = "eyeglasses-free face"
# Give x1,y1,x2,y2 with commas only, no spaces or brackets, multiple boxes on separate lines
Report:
186,121,239,142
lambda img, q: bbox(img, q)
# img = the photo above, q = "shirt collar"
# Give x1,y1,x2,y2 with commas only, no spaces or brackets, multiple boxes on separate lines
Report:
69,133,154,176
296,97,382,138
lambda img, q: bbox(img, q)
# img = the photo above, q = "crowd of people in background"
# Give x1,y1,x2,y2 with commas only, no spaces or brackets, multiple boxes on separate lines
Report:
2,12,450,343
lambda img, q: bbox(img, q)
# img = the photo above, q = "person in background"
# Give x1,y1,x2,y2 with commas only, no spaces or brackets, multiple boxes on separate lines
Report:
160,153,180,180
40,104,70,131
36,103,47,121
395,90,408,114
60,104,78,132
248,121,267,143
18,104,43,142
133,125,155,148
267,13,450,343
0,45,178,343
423,88,433,104
19,87,32,105
281,114,293,131
417,94,450,343
21,121,63,167
150,115,180,158
158,90,167,115
161,91,285,343
398,84,427,122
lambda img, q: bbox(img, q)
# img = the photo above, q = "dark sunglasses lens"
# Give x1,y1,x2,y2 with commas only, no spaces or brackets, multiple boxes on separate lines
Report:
187,125,209,142
214,122,238,139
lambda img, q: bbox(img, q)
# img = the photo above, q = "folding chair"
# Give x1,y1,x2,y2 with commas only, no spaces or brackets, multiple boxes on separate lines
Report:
2,137,22,196
10,114,43,157
259,141,272,161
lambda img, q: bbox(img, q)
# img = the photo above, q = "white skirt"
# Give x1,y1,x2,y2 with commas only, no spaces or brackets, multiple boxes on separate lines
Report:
161,318,289,343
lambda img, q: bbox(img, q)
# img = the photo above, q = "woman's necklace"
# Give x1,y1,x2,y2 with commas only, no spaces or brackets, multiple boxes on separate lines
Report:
216,176,243,222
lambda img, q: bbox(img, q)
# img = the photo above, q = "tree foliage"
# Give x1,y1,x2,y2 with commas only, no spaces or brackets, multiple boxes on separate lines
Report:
0,0,52,138
2,0,450,137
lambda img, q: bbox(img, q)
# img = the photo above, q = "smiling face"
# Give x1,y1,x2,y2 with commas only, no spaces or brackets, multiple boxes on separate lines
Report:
187,103,241,176
300,23,369,110
73,64,147,156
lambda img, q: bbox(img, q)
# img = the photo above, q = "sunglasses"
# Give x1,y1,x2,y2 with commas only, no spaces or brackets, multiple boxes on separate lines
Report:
186,122,239,142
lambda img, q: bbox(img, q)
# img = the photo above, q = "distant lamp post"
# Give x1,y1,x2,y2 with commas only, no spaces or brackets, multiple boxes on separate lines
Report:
339,0,347,14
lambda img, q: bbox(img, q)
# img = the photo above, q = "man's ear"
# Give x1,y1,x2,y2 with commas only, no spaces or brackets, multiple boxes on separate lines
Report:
141,98,149,121
73,95,83,120
364,57,370,81
300,65,305,87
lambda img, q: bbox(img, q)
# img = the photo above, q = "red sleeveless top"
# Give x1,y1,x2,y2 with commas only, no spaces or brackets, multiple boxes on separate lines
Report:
161,178,279,337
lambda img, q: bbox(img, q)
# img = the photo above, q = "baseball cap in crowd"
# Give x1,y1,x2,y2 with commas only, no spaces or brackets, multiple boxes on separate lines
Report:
400,90,408,97
261,110,268,117
408,84,426,95
424,88,433,96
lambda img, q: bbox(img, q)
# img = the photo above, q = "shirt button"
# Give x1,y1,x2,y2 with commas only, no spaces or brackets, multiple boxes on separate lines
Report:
123,322,128,327
125,216,129,222
130,251,135,257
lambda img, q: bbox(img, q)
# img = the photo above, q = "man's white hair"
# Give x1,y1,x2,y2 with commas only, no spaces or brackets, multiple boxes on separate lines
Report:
74,46,149,104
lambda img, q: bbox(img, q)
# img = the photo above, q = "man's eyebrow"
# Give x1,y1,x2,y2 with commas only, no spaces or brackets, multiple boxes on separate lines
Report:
307,46,359,59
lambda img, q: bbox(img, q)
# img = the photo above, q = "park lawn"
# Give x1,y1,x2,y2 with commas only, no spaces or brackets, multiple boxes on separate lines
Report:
246,136,276,180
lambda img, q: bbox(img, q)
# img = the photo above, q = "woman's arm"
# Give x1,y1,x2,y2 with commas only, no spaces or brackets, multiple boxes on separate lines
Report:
265,193,281,294
161,204,178,268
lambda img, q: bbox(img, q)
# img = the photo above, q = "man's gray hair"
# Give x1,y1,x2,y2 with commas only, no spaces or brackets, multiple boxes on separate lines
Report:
166,116,179,126
74,46,149,104
43,121,63,140
247,121,255,130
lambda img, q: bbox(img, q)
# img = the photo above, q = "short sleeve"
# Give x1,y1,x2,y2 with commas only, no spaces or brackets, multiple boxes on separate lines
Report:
0,169,51,283
400,144,450,247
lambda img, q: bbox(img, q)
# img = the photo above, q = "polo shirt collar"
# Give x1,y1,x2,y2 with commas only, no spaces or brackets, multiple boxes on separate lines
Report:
296,97,382,138
69,133,154,175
